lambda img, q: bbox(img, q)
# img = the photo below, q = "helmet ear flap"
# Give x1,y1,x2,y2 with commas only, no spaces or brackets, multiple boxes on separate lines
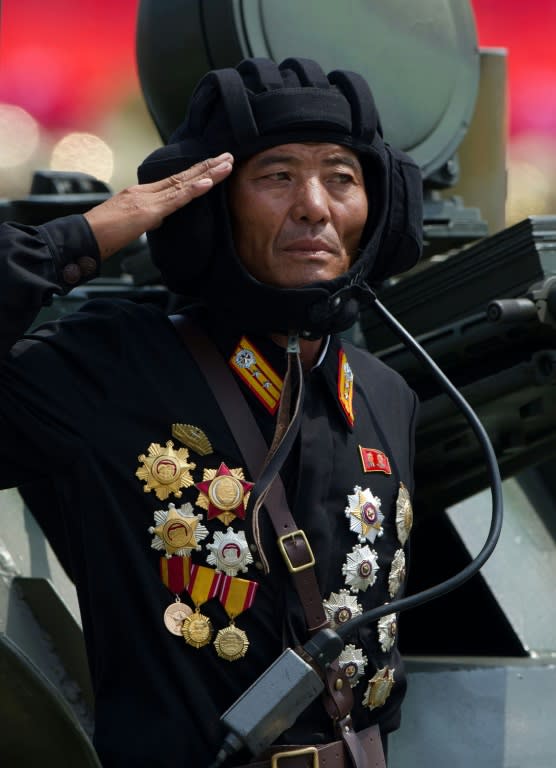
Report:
370,145,423,282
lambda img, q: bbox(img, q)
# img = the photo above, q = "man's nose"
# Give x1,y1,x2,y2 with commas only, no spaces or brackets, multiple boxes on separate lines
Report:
291,179,330,223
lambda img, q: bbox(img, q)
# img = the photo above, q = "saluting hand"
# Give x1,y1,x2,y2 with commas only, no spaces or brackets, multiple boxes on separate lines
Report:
83,153,234,262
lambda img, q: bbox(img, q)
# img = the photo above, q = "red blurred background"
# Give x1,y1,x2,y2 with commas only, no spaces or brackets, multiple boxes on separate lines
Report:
0,0,555,219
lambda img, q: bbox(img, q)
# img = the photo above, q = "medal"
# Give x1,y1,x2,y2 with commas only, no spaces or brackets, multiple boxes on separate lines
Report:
163,599,193,636
396,482,413,546
195,463,254,525
181,609,213,648
363,667,395,710
378,610,397,652
136,440,196,500
214,572,258,661
388,549,406,598
172,423,213,456
181,563,224,649
338,644,368,687
342,543,379,593
148,502,208,558
345,486,384,544
206,527,253,576
213,622,249,661
323,589,362,629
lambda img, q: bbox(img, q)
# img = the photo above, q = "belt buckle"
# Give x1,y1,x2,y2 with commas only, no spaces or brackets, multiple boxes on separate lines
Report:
277,530,315,573
270,746,319,767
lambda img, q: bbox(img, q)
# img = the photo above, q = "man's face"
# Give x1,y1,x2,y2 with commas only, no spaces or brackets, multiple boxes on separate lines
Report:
228,143,368,288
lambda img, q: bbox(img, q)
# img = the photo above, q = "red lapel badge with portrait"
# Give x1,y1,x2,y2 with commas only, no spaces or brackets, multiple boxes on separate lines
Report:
359,446,392,475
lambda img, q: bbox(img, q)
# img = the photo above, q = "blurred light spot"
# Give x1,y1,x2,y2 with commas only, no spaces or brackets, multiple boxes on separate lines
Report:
0,104,40,168
50,132,114,183
506,160,552,224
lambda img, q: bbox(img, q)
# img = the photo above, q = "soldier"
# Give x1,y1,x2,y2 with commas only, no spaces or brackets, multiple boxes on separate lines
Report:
0,58,422,767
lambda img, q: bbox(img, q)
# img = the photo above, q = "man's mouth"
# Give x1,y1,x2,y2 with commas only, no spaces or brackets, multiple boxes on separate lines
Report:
283,239,336,255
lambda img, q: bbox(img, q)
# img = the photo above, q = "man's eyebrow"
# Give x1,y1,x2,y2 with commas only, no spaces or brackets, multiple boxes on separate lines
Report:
250,152,363,172
322,154,362,172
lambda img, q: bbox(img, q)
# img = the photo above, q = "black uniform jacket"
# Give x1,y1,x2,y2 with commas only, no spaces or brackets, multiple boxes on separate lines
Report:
0,216,418,767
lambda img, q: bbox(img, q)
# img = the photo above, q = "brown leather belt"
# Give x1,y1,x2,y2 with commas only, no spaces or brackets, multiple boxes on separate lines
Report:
238,724,385,768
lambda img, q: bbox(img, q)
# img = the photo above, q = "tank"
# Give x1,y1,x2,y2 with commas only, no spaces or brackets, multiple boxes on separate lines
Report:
1,2,555,766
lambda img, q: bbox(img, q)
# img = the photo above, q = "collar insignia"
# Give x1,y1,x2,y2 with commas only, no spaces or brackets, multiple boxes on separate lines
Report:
337,349,355,426
359,446,392,475
229,336,283,415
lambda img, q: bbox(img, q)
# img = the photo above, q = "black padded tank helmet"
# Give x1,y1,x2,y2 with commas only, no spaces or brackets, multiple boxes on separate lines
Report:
138,57,423,336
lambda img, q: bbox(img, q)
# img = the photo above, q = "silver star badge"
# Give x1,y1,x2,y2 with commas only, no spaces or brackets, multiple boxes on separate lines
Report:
378,610,398,652
395,482,413,546
338,644,368,687
345,486,384,544
342,543,379,593
323,589,362,629
206,527,253,576
148,502,208,558
388,549,406,597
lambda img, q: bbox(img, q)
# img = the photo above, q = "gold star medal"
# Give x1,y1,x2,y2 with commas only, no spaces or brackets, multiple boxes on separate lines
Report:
363,667,395,710
214,573,258,662
195,462,254,525
345,486,384,544
338,644,368,688
136,440,196,500
206,527,253,577
148,502,208,558
396,482,413,546
323,589,362,629
388,549,407,598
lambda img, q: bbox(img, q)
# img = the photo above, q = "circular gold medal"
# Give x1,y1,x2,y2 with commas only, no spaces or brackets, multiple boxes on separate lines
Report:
213,625,249,661
208,475,244,510
163,602,193,636
181,610,213,648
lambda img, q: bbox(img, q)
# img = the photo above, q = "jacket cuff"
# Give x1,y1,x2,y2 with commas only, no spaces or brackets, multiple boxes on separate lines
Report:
38,214,101,293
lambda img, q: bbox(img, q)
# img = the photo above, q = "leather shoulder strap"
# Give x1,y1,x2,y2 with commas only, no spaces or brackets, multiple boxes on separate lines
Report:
169,314,328,633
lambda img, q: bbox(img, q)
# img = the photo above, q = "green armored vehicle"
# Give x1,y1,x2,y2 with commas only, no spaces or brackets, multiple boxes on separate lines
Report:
1,2,555,766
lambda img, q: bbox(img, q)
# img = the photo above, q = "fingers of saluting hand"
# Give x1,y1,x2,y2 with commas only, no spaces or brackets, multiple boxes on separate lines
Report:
83,153,234,262
148,153,234,207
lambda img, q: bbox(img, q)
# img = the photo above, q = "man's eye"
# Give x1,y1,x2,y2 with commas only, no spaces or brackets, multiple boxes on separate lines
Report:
332,173,355,184
266,171,290,181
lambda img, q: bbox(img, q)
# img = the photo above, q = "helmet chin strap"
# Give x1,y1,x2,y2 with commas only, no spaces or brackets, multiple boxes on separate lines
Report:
301,280,376,339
